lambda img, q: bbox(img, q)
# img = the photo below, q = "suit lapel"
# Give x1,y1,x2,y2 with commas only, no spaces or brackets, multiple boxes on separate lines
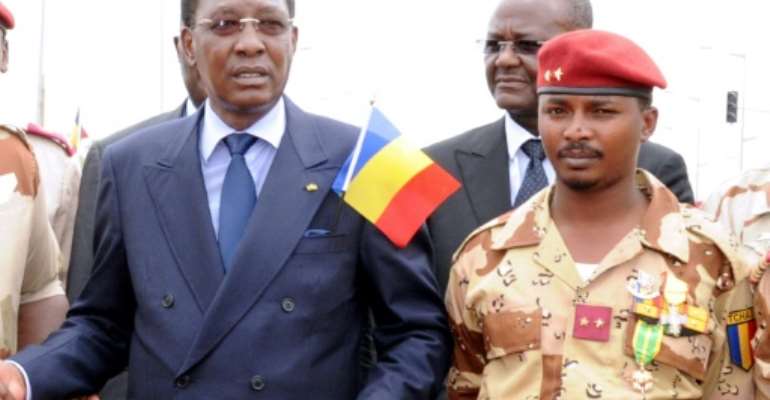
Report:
143,111,224,314
179,99,335,374
456,118,512,225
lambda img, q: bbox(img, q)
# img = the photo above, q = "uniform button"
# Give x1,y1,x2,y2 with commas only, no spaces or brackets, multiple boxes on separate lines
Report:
250,375,265,391
281,298,295,313
162,294,175,309
175,375,191,389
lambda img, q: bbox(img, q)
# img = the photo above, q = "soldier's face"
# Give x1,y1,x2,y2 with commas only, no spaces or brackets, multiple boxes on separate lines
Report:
538,94,657,191
484,0,573,118
183,0,297,117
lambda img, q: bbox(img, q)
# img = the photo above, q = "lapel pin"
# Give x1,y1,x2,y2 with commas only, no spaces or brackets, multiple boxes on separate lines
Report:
305,183,319,192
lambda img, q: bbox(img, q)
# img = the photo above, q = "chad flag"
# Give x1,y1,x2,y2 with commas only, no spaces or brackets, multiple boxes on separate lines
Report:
332,107,460,248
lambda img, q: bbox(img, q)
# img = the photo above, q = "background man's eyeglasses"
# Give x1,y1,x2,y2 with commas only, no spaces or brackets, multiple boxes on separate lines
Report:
478,39,544,56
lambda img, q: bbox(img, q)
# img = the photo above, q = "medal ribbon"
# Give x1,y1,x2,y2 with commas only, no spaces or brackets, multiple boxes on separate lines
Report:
633,320,664,366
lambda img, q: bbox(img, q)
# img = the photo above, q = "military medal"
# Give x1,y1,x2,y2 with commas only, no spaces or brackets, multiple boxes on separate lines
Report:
627,271,661,300
631,320,663,396
662,274,688,336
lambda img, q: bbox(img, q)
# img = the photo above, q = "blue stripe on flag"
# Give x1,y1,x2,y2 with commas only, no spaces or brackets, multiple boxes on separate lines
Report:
727,324,743,367
331,107,401,194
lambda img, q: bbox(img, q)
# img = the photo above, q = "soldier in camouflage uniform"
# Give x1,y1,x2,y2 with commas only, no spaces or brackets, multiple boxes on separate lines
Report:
0,2,67,361
705,167,770,399
446,30,757,399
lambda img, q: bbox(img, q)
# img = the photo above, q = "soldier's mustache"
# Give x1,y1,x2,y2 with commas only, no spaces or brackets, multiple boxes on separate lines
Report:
557,142,602,158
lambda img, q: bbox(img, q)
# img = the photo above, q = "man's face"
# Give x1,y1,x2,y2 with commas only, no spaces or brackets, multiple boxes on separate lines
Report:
183,0,297,116
485,0,573,117
0,30,8,73
539,94,657,191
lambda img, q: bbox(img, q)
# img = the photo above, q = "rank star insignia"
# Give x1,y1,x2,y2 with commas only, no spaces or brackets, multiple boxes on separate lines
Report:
305,183,319,192
554,67,564,81
573,304,613,342
544,70,552,82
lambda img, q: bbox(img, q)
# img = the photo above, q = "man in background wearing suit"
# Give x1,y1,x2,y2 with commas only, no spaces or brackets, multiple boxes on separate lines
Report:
426,0,694,294
0,0,450,399
68,34,207,303
65,27,207,400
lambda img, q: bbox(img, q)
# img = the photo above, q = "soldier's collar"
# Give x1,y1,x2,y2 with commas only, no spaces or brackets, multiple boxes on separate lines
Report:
490,170,690,264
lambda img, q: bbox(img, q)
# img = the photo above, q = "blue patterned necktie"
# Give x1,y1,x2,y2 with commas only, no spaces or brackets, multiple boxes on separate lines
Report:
218,134,258,272
513,139,548,208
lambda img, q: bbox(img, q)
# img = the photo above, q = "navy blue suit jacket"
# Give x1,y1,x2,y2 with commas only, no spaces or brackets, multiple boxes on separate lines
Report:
14,99,450,399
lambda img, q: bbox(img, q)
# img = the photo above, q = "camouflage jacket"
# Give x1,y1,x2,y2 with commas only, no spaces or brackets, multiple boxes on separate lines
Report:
446,170,754,399
705,167,770,399
0,125,64,357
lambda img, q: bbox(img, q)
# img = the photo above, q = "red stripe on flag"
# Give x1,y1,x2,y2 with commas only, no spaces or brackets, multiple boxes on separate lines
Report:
375,163,460,248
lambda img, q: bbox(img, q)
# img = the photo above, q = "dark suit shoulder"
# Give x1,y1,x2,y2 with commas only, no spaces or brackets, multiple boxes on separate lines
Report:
101,106,183,148
293,110,360,164
425,119,505,162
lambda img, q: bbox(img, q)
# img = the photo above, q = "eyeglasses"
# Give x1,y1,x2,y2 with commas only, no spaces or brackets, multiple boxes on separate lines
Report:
196,17,293,37
478,39,545,56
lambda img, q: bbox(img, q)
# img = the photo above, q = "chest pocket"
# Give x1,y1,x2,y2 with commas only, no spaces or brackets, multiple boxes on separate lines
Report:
623,314,713,380
482,305,542,359
293,233,351,254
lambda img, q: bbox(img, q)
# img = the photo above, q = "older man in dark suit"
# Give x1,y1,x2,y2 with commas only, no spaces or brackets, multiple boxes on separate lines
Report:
0,0,449,398
426,0,694,294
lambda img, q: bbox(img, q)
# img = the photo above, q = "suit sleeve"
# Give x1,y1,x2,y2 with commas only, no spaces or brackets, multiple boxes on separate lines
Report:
11,149,136,399
66,143,103,302
355,224,452,400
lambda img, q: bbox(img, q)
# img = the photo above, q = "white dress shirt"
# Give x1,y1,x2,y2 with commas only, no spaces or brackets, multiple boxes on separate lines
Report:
199,98,285,236
505,113,556,206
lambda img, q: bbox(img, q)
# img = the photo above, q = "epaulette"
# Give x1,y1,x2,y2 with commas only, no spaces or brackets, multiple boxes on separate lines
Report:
451,210,512,264
0,124,32,150
25,123,76,157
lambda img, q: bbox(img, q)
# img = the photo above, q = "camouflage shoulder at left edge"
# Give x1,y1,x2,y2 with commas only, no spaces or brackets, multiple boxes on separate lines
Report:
0,124,32,150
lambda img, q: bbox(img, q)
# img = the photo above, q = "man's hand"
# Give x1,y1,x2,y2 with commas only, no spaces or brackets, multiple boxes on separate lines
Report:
0,362,26,400
750,251,770,284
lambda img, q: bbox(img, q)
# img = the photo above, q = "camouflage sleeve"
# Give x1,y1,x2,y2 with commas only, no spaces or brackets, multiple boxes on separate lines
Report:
445,247,485,399
20,161,64,304
704,277,756,399
54,157,82,286
754,273,770,399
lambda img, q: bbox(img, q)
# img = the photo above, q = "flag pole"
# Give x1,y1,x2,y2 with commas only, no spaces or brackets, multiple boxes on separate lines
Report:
341,98,376,194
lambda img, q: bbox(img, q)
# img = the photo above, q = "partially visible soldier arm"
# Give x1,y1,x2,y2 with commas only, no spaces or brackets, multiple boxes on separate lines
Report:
753,273,770,399
17,180,67,350
703,277,757,399
445,256,485,400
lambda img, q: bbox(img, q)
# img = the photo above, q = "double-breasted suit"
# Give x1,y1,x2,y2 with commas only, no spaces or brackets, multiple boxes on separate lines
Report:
14,99,450,399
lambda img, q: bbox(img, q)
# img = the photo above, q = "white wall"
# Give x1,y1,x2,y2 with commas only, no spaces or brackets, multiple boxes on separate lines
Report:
1,0,768,200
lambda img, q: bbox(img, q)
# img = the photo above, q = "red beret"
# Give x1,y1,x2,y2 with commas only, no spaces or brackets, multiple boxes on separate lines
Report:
537,29,666,98
0,2,14,30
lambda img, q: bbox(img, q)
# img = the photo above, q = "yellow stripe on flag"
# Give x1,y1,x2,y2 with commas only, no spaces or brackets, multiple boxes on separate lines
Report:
739,323,752,369
345,136,432,221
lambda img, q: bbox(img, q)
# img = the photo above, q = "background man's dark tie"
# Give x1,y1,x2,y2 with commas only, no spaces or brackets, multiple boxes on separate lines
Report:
513,139,548,207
